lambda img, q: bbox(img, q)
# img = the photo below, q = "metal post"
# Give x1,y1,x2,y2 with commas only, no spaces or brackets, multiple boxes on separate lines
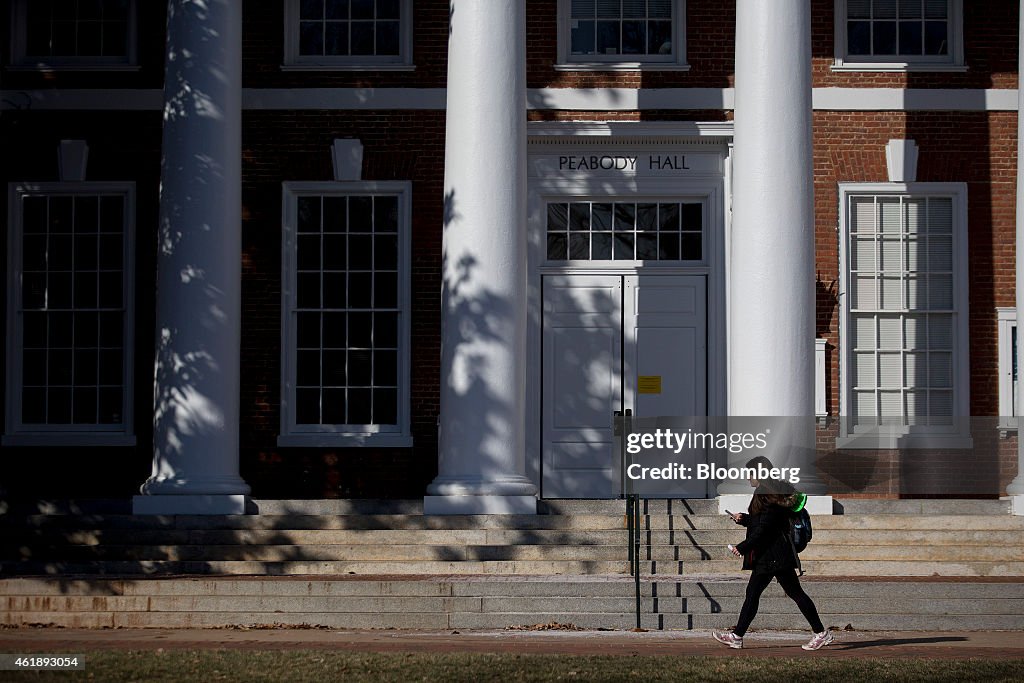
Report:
634,494,642,629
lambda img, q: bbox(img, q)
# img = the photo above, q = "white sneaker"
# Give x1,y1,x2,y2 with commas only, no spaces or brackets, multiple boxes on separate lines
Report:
712,629,743,649
802,629,834,651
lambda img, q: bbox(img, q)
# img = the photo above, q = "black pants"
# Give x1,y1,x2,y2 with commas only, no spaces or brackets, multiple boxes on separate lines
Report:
734,568,825,637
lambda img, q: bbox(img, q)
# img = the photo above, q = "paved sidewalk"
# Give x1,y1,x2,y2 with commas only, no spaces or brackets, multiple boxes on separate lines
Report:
1,628,1023,660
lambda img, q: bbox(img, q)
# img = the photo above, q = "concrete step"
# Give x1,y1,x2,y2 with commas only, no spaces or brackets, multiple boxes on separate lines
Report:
4,576,1023,630
0,514,631,531
0,559,634,575
641,559,1024,577
834,499,1012,515
7,556,1024,577
6,577,1024,599
11,540,1020,564
0,543,631,562
7,512,1023,533
7,594,1022,617
4,609,1020,631
6,527,1020,547
0,497,1011,517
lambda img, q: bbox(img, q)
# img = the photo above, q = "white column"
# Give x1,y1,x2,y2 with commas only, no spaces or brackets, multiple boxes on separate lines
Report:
1009,0,1024,507
134,0,250,515
425,0,536,514
723,0,827,501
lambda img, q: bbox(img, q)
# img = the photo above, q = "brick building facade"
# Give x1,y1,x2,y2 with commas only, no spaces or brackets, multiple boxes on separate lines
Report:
1,1,1022,510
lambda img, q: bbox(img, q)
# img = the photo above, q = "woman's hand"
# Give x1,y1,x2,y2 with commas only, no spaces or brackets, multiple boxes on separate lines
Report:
727,544,741,557
730,512,746,524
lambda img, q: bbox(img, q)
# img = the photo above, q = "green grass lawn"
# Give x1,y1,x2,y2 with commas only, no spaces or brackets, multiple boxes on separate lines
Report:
6,651,1024,682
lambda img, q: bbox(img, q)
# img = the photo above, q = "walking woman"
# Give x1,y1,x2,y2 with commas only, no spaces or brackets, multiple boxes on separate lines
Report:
712,476,833,651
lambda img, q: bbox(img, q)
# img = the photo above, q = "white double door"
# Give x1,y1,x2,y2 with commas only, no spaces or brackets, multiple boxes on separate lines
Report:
541,274,707,498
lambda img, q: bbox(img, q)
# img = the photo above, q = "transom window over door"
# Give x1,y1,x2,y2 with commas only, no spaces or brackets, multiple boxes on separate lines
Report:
840,185,969,447
5,184,135,445
546,201,703,261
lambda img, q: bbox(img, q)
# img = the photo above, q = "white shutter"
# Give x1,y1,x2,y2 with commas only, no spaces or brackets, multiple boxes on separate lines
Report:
928,274,953,310
927,314,953,349
873,0,899,19
880,237,901,272
927,196,953,233
848,0,872,18
878,316,902,349
925,0,948,19
878,353,902,388
852,237,876,271
854,315,876,348
572,0,597,18
904,351,926,386
904,315,925,347
850,196,877,233
927,235,952,271
856,353,876,387
879,197,902,233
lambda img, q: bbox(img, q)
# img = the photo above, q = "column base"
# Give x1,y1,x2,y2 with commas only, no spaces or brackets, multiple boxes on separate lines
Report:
1010,495,1024,516
133,494,252,515
423,495,537,515
717,494,833,516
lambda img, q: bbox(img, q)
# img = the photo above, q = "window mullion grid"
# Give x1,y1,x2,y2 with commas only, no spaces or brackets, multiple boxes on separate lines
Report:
873,197,881,424
921,195,930,426
344,196,353,426
69,196,78,424
318,195,327,426
43,197,52,424
370,197,377,425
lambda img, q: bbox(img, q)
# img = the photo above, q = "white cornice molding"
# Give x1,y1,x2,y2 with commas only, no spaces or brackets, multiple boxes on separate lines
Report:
0,87,1019,112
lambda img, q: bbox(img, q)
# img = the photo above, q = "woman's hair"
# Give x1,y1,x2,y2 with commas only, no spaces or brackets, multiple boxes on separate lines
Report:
745,455,774,470
748,478,798,514
749,492,794,515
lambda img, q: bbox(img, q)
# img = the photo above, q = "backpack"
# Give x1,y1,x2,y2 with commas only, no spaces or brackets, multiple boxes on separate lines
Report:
791,508,812,553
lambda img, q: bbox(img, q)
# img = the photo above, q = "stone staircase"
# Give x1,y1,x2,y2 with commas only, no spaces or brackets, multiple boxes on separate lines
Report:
2,498,1023,630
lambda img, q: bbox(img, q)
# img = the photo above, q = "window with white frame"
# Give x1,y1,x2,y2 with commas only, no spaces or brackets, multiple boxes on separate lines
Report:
5,184,135,445
545,200,703,261
283,0,413,69
9,0,137,68
998,307,1017,427
280,182,412,447
834,0,963,70
557,0,688,70
840,185,969,447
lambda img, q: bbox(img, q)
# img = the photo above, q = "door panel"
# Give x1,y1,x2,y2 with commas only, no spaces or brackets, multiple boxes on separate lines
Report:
542,275,622,498
624,275,708,497
542,274,707,499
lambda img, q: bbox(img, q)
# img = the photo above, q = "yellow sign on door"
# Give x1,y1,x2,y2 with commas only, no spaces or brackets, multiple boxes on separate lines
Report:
638,375,662,394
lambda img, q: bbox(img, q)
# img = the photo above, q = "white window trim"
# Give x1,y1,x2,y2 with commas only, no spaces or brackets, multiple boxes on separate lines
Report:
278,181,413,448
836,182,970,449
4,182,137,446
554,0,689,72
8,0,140,71
998,306,1017,431
832,0,965,73
281,0,415,71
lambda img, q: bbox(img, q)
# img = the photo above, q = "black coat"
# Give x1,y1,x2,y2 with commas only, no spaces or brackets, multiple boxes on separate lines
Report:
735,503,798,574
